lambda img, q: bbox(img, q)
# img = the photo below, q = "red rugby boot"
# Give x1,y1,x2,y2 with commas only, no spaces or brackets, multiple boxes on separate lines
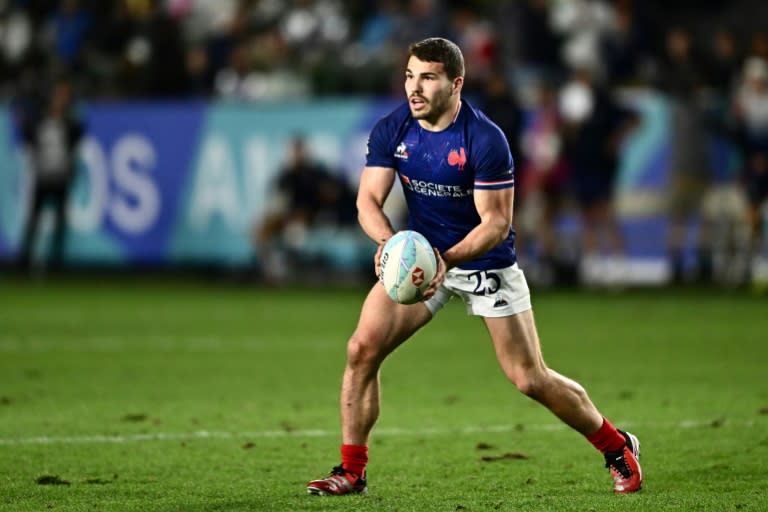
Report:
307,465,367,496
605,431,642,493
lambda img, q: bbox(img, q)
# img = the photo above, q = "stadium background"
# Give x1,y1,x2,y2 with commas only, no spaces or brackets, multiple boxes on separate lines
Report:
1,0,767,287
1,3,767,511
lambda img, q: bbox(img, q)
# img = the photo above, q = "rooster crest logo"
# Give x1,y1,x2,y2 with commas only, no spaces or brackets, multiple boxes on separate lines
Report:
447,147,467,171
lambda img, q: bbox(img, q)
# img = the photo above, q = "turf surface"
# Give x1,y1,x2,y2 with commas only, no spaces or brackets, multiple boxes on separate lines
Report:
1,276,766,511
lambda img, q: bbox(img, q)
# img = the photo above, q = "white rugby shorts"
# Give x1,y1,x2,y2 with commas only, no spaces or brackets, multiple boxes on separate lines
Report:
424,263,532,318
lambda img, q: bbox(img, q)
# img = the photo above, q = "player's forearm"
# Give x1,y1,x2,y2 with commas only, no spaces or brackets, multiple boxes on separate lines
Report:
442,218,510,269
356,197,395,245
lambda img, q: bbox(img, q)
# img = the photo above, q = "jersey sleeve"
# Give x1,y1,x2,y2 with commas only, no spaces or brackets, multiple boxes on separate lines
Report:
365,114,397,169
472,123,515,191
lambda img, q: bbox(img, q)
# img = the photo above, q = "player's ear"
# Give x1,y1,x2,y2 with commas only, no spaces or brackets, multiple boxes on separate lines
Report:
453,77,463,94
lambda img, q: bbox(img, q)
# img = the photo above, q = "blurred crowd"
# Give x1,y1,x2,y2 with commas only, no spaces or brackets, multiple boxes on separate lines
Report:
3,0,768,286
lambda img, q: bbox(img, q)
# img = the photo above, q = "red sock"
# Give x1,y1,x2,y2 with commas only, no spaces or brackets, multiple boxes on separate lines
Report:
586,417,626,454
341,444,368,478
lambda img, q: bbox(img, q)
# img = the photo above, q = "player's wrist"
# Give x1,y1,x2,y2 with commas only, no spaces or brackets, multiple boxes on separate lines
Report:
441,253,458,271
376,233,395,246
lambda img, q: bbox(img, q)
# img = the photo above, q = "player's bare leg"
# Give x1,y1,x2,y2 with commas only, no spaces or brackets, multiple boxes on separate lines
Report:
307,283,433,495
484,310,602,432
342,284,432,443
484,309,642,493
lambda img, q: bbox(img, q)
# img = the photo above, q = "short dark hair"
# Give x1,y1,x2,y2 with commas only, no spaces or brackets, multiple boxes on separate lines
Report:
408,38,465,80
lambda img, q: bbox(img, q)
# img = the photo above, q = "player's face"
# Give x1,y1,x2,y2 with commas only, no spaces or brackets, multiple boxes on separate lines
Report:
405,56,458,124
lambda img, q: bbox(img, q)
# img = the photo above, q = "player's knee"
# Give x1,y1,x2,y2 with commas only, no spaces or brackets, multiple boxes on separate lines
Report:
506,367,547,399
346,333,385,370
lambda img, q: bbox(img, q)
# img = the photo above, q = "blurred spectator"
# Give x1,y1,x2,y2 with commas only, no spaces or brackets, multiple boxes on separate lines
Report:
355,0,400,56
16,75,85,272
699,87,751,286
656,26,713,282
143,2,188,97
698,157,752,286
551,0,615,79
45,0,93,71
0,4,34,85
183,42,212,97
213,33,308,101
86,0,187,97
213,39,254,100
701,28,742,100
730,57,768,257
204,0,254,82
746,151,768,255
279,0,350,73
748,31,768,62
254,135,356,281
481,67,523,172
510,0,564,80
516,80,572,285
87,0,140,96
333,0,402,95
559,67,633,284
448,6,497,95
600,0,650,87
692,34,751,286
393,0,447,51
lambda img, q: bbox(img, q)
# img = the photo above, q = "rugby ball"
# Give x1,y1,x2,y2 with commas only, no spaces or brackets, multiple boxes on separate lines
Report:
379,230,437,304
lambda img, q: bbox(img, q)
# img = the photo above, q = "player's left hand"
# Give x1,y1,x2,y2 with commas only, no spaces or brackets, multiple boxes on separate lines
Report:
421,248,447,301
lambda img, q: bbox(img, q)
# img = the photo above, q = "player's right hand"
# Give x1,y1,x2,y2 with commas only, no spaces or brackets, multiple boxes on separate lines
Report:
421,248,447,301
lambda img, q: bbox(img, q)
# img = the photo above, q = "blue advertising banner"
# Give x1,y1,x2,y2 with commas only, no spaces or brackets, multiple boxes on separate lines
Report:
66,101,206,264
168,99,383,265
0,99,397,266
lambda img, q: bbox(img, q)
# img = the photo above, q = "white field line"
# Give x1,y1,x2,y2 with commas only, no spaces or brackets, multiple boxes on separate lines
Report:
0,419,759,446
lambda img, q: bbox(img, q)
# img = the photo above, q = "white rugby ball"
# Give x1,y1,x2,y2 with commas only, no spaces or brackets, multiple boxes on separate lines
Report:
379,230,437,304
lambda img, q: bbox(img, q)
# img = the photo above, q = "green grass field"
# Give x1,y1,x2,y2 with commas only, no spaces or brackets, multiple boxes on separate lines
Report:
1,276,766,511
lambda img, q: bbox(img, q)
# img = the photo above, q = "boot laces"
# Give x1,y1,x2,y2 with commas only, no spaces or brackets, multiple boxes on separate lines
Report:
605,450,632,479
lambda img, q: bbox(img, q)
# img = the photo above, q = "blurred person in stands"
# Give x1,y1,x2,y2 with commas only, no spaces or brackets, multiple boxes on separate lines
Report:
183,42,213,97
447,6,497,96
559,66,633,285
0,4,34,81
254,135,355,282
599,0,652,87
694,34,751,286
16,74,84,272
516,80,572,285
142,0,188,97
392,0,447,54
481,67,524,186
47,0,92,71
512,0,564,79
202,0,254,83
655,26,712,283
701,28,743,100
214,29,309,101
747,31,768,62
731,56,768,259
88,0,139,96
213,38,254,100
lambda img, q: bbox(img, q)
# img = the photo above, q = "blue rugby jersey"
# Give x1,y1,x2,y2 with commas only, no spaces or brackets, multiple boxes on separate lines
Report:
365,100,517,270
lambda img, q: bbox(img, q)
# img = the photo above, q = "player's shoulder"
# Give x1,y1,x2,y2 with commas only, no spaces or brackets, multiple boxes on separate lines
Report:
462,100,509,147
366,102,412,165
372,102,412,133
463,101,504,134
